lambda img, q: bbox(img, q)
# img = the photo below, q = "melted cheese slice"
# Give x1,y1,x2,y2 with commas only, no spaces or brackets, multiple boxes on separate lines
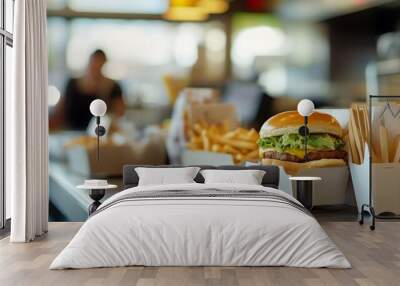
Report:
285,149,305,159
261,148,306,159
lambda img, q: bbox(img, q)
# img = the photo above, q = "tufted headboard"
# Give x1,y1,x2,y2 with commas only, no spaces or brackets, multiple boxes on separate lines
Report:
122,165,280,189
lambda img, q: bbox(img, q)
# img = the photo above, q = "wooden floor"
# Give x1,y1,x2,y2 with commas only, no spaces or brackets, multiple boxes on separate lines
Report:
0,221,399,286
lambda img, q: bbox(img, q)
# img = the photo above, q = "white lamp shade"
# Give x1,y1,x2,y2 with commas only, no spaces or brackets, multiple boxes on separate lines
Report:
90,99,107,117
297,99,315,117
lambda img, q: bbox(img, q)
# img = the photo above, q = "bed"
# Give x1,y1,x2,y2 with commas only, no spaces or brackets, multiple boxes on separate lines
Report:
50,165,350,269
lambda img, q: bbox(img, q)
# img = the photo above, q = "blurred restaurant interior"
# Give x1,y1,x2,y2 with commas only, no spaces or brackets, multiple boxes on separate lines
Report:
47,0,400,221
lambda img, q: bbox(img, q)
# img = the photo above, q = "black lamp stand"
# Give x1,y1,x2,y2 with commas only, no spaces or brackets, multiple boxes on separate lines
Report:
88,116,107,215
298,116,309,161
88,189,105,215
95,116,106,160
296,116,313,209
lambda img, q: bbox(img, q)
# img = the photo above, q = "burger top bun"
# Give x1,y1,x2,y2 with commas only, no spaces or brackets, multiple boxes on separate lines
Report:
260,111,343,138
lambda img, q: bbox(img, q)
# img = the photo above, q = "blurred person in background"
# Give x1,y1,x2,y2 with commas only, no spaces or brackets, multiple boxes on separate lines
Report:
49,49,126,131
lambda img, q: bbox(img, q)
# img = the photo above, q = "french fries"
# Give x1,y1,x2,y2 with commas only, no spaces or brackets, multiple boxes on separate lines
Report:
348,103,400,164
379,126,389,163
186,121,260,164
393,136,400,163
211,134,258,151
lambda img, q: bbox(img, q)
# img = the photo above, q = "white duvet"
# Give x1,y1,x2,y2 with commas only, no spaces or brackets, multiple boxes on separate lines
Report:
50,183,350,269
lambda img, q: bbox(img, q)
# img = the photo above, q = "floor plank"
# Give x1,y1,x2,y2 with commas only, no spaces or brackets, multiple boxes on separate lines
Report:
0,221,399,286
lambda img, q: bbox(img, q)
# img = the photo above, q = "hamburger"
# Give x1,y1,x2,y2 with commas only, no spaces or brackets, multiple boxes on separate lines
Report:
258,111,347,174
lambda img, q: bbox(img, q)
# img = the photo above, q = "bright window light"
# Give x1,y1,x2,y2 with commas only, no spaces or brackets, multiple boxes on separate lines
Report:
174,34,198,67
102,62,129,81
68,0,168,14
231,26,287,69
49,19,225,105
258,66,287,96
205,27,226,52
66,20,174,72
173,24,201,67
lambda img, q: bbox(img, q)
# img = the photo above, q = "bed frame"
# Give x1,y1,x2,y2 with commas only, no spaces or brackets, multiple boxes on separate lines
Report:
122,165,280,189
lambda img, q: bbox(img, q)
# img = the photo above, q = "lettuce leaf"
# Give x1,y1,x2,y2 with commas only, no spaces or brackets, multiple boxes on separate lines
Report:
258,134,344,152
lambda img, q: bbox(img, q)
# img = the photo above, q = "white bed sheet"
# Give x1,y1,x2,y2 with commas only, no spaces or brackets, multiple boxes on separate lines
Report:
50,183,350,269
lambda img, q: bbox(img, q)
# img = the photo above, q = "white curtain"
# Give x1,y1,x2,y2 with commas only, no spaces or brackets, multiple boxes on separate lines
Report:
6,0,48,242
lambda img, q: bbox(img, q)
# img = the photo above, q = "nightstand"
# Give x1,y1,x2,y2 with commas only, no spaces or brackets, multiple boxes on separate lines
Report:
77,180,118,215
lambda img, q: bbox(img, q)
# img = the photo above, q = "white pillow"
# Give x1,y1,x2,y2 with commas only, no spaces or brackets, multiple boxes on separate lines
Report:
135,167,200,186
200,169,266,185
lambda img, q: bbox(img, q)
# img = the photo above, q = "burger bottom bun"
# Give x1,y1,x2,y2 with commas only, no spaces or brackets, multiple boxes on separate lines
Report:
261,158,346,176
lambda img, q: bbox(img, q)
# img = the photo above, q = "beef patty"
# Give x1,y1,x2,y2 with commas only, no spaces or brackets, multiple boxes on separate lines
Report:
264,150,347,163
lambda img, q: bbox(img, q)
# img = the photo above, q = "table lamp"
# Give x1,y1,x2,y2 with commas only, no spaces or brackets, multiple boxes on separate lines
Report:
78,99,114,216
89,99,107,160
297,99,315,161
